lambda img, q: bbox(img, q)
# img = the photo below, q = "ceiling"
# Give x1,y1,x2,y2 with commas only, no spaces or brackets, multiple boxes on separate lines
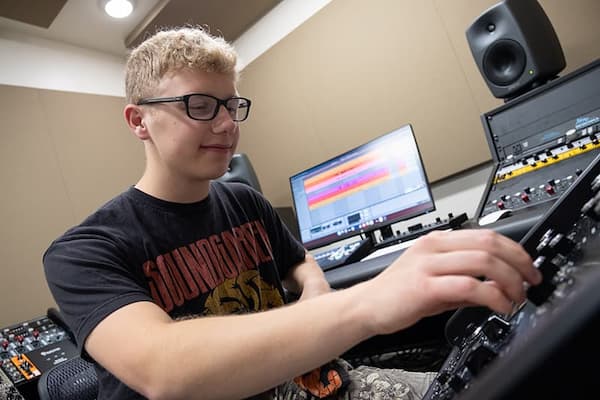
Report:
0,0,282,57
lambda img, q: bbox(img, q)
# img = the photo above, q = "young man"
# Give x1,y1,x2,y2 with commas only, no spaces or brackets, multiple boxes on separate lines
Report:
43,26,541,400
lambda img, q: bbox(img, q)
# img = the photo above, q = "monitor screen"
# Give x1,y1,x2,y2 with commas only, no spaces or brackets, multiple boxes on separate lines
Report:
289,124,435,250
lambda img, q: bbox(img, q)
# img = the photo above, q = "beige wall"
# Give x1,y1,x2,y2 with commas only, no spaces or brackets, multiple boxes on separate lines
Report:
0,85,144,327
236,0,600,206
0,0,598,327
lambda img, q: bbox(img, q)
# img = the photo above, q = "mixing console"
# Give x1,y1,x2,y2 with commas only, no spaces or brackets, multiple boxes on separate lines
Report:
1,313,76,392
424,152,600,400
479,122,600,220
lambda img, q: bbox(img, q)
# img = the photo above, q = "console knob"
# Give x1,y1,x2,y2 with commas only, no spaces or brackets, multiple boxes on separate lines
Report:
482,315,511,342
581,198,599,220
520,193,530,202
528,256,559,306
545,185,556,195
464,343,498,376
591,175,600,193
436,370,450,385
448,373,466,393
549,233,575,256
535,230,555,257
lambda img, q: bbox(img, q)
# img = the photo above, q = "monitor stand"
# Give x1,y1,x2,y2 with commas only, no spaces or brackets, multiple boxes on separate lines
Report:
365,225,394,245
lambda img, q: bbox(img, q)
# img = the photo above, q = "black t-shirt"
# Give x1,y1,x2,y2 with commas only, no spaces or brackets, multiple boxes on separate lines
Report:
43,182,306,399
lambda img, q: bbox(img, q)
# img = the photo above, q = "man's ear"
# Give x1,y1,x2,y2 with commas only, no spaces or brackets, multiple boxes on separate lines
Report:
124,104,149,140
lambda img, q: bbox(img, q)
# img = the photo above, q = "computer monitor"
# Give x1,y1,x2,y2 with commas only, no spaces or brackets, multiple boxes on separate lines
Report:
289,124,435,250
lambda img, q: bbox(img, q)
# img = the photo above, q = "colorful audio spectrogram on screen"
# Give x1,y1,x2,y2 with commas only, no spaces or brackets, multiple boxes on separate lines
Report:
304,152,408,210
289,124,434,249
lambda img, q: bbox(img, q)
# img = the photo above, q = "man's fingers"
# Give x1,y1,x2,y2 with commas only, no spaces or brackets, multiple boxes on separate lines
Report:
424,251,527,304
429,275,515,315
412,229,541,285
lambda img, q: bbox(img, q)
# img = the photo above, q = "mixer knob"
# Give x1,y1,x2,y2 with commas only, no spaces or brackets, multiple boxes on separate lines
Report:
436,370,450,385
535,231,556,258
496,201,505,210
545,185,556,195
520,193,530,202
448,371,467,393
549,233,575,256
482,315,511,342
1,339,8,350
528,256,559,306
523,186,533,194
464,343,498,376
591,175,600,193
581,198,597,219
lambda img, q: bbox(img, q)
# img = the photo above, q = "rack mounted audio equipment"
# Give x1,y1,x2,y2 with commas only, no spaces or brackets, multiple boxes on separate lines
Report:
475,58,600,241
423,151,600,400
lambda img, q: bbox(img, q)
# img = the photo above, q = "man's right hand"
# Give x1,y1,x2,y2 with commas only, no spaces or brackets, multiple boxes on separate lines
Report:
357,229,541,336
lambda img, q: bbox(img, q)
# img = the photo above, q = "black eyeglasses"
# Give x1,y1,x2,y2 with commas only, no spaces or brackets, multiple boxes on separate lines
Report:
136,93,252,122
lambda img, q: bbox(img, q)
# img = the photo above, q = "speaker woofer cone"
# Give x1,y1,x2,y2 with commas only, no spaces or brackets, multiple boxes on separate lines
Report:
483,39,526,86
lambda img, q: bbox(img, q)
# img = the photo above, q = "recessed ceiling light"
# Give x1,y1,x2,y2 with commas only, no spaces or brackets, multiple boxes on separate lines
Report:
104,0,134,19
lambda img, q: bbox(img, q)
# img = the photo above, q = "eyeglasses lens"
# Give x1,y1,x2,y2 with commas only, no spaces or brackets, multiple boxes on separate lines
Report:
188,95,249,121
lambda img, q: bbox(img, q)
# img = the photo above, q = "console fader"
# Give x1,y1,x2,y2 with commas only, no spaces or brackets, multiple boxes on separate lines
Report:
476,58,600,234
423,152,600,400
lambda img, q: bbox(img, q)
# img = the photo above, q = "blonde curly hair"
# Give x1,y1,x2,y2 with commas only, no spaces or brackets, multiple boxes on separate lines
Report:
125,26,239,104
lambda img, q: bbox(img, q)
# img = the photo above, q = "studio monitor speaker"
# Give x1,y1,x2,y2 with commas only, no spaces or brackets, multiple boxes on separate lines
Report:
466,0,565,101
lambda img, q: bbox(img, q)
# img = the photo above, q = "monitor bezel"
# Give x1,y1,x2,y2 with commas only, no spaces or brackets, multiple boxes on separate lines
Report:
289,123,436,250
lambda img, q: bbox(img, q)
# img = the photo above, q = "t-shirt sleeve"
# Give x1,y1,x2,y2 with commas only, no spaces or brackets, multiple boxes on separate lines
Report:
42,229,153,355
